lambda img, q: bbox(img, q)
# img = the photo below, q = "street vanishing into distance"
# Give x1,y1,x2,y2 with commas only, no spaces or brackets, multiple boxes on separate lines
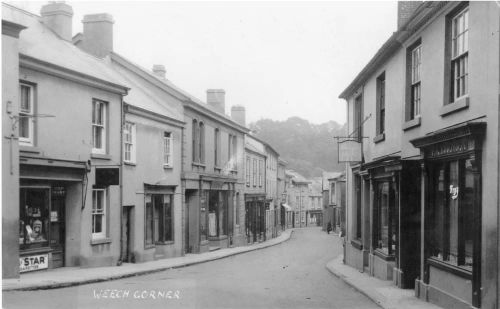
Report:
4,228,379,309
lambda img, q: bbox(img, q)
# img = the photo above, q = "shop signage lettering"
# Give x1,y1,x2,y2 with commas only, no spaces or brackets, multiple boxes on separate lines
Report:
19,254,48,273
428,140,470,158
449,185,459,200
211,181,224,189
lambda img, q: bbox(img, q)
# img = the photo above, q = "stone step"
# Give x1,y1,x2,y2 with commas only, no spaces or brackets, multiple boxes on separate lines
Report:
209,246,221,252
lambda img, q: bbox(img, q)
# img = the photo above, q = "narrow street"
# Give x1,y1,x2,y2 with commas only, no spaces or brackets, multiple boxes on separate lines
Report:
3,228,378,309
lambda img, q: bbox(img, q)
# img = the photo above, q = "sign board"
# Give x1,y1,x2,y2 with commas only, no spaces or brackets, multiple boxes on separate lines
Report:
19,254,48,273
338,139,362,163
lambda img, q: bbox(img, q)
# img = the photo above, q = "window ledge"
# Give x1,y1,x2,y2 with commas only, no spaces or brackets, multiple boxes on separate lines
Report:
403,116,421,131
373,249,395,261
350,239,363,250
91,237,112,245
440,97,469,117
124,161,136,166
163,165,173,170
208,235,228,241
155,241,174,246
20,145,42,154
192,162,206,168
91,153,112,160
373,133,385,143
427,257,472,280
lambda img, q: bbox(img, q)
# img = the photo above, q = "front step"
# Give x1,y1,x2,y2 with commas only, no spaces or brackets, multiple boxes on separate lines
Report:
209,246,221,252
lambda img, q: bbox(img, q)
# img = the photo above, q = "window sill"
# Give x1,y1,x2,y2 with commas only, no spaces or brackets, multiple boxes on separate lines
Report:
403,116,421,131
427,257,472,280
208,235,228,241
373,249,395,261
351,239,363,250
91,153,111,160
192,162,206,168
124,161,136,166
440,96,469,117
163,165,173,170
373,133,385,143
155,241,174,246
19,145,41,154
91,237,112,245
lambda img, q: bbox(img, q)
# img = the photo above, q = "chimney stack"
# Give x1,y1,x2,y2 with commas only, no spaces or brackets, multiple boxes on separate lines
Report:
152,65,166,79
231,105,246,127
40,2,73,41
80,13,114,58
207,89,225,114
397,1,422,30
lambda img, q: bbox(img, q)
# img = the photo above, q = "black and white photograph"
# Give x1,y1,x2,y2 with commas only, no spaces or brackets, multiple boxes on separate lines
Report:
1,1,499,308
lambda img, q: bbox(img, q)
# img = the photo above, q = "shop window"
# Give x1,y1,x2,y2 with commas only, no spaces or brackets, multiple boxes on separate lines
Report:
145,194,173,246
208,191,228,237
430,159,474,270
123,122,136,163
163,132,173,167
92,99,107,154
19,83,35,146
91,189,107,239
20,188,50,249
355,174,362,240
200,190,208,241
375,182,396,255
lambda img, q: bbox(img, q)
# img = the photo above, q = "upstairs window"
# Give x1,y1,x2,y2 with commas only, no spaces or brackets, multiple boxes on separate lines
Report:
199,122,205,164
246,156,251,186
450,7,469,102
411,45,422,118
163,132,173,167
123,122,136,163
19,83,35,146
376,73,386,136
92,99,107,154
192,119,198,162
214,128,220,167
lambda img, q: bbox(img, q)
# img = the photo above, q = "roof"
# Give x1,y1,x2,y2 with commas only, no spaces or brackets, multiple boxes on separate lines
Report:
339,2,448,100
3,3,127,93
248,133,279,157
286,170,311,184
322,171,343,190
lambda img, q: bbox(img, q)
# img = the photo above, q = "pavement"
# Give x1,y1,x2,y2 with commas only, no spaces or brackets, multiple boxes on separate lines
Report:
2,230,293,292
326,253,443,309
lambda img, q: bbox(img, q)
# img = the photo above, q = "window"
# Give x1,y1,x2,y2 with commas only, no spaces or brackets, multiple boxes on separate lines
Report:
259,160,263,187
450,7,469,102
252,158,257,187
145,194,173,246
330,183,336,204
353,95,363,142
228,135,237,170
19,187,50,248
192,119,198,162
19,83,35,146
208,191,228,237
214,128,220,167
411,45,422,118
375,181,396,255
123,122,136,163
163,132,173,167
430,159,474,270
355,174,362,240
236,193,240,225
246,156,251,186
376,73,385,135
199,122,205,164
92,189,106,239
92,99,107,154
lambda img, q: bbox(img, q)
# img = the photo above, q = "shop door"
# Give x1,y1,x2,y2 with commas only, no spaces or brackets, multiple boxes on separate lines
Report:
50,187,66,268
121,206,133,262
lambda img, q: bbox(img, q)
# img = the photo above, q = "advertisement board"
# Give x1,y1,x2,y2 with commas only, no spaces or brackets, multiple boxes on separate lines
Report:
19,254,49,273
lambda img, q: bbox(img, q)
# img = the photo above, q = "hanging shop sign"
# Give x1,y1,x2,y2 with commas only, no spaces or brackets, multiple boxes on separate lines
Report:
19,254,48,273
338,139,362,163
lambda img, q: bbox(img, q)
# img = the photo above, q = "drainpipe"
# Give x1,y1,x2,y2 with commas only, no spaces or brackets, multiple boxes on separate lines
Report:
117,97,125,266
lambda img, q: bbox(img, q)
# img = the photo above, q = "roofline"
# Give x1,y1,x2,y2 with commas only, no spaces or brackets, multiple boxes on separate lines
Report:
184,100,250,134
248,133,279,156
125,103,185,128
338,2,449,100
20,54,129,95
244,146,266,158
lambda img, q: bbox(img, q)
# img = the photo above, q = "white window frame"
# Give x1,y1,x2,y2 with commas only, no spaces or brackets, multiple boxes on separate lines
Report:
451,7,469,101
92,99,107,154
19,83,35,146
163,132,173,167
92,188,107,239
411,45,422,118
123,122,136,163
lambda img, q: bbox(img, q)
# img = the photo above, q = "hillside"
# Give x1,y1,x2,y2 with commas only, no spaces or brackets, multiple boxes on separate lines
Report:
249,117,346,178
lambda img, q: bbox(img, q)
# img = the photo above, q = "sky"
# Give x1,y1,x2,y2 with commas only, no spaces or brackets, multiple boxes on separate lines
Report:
9,1,397,125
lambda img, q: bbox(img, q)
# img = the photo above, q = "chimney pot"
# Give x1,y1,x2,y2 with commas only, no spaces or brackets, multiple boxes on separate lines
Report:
152,65,166,79
40,1,73,41
80,13,114,58
207,89,226,114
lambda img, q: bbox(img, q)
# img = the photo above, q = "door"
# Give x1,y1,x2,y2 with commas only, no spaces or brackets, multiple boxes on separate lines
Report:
121,206,133,262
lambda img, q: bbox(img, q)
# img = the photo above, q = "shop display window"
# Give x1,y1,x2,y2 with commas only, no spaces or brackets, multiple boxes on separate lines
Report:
20,188,50,249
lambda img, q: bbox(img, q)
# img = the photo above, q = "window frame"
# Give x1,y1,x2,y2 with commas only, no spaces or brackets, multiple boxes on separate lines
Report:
192,119,199,163
449,6,469,103
376,72,386,136
19,82,35,146
199,122,205,164
246,156,251,186
163,132,173,167
92,188,107,239
214,128,220,167
92,99,107,154
123,122,136,163
411,45,422,119
144,193,174,247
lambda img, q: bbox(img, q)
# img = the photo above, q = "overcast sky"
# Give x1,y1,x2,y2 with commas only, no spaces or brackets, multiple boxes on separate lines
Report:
11,1,397,125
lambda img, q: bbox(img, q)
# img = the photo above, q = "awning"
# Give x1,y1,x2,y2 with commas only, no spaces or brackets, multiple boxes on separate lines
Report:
281,204,292,211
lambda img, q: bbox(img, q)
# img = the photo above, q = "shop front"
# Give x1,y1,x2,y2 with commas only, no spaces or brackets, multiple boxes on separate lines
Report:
19,156,88,273
411,122,485,309
245,194,265,243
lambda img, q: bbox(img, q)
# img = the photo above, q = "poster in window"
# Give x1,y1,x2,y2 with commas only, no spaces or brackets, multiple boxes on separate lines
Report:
209,212,216,237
